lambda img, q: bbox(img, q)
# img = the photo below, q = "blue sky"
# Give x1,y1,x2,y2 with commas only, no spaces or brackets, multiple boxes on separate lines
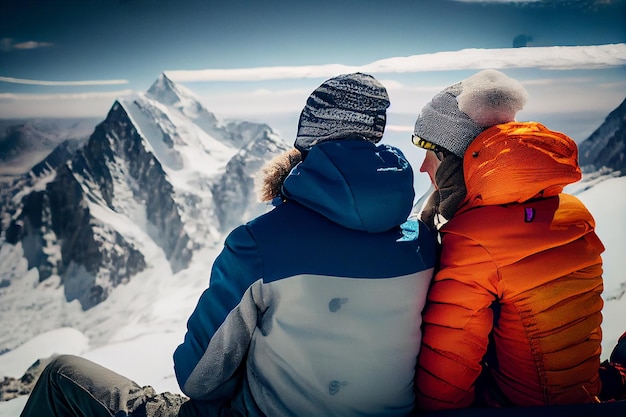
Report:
1,0,625,158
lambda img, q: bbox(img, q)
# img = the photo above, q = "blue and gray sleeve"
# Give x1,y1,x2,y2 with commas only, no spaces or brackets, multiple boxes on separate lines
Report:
173,224,264,400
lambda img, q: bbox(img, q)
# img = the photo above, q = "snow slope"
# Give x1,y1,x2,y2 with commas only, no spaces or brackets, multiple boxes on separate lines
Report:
575,176,626,353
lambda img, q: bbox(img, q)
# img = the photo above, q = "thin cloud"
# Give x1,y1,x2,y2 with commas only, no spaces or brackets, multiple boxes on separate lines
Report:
0,76,129,86
598,81,626,89
0,38,54,52
0,90,135,118
13,41,54,50
166,44,626,83
0,90,135,101
521,77,598,86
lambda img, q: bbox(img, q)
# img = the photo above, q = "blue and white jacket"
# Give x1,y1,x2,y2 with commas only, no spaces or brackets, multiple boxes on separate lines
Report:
173,139,436,417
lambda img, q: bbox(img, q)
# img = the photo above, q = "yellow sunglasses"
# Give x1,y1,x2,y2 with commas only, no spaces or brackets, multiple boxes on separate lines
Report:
412,135,441,151
412,134,449,161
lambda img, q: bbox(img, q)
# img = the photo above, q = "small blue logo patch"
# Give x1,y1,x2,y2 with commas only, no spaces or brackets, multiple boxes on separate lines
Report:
397,219,420,242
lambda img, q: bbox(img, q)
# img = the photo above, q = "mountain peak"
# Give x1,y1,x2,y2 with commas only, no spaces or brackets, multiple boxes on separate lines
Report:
146,72,193,107
146,73,219,131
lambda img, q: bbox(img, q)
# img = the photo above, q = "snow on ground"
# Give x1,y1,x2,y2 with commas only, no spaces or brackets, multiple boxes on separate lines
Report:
576,176,626,355
575,176,626,295
0,244,220,416
0,396,27,417
0,327,89,378
1,178,625,417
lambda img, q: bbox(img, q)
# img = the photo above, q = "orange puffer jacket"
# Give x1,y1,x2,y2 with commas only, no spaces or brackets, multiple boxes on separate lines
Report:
417,122,605,410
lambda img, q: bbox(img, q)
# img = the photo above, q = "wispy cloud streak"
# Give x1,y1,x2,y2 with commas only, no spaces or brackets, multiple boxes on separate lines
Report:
0,37,54,52
13,41,54,50
166,44,626,83
0,76,129,86
0,90,134,101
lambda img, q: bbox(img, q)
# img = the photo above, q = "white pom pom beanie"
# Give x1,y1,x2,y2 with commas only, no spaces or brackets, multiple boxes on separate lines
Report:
413,69,528,158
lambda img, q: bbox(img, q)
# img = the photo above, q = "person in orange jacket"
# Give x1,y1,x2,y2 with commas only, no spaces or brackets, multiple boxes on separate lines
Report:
410,69,625,411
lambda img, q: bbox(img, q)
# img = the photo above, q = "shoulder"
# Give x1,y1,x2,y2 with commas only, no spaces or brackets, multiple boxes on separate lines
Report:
443,195,602,266
246,200,312,236
445,204,516,236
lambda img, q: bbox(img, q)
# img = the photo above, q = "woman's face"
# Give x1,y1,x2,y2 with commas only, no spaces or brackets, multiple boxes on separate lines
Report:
420,150,442,189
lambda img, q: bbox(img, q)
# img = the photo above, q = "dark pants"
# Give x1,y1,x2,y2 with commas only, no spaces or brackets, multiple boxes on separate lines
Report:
19,354,213,417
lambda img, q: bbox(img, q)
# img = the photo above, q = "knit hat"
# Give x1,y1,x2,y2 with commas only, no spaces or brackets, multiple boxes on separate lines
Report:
294,73,390,152
413,69,528,158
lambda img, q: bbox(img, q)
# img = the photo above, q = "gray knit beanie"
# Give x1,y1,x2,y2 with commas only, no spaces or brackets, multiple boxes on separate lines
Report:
294,72,390,152
413,69,528,158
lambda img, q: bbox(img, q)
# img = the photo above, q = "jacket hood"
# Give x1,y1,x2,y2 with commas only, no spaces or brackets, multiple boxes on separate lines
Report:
281,139,414,233
459,121,581,212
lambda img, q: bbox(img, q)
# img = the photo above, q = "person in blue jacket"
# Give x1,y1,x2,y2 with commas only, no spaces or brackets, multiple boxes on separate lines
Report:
19,72,436,417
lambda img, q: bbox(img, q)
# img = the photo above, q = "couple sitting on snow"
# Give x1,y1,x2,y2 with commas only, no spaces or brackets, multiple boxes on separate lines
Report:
21,71,626,417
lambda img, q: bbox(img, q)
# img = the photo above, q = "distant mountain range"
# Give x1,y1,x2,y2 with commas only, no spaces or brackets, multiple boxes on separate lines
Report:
0,118,99,178
0,73,288,317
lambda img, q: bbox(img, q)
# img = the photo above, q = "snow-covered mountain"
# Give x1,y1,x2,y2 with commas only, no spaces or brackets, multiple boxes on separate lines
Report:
0,73,289,351
579,96,626,175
